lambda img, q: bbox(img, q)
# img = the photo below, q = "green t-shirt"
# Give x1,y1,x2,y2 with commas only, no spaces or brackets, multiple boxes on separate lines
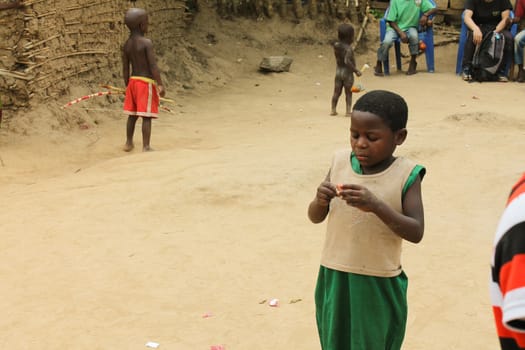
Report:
386,0,435,31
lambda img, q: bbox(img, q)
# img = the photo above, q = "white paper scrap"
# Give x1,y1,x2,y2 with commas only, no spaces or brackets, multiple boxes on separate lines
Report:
146,341,160,348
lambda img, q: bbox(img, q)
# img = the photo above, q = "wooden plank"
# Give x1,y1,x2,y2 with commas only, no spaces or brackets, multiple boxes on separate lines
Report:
434,0,448,10
369,1,463,16
449,0,464,9
369,1,388,10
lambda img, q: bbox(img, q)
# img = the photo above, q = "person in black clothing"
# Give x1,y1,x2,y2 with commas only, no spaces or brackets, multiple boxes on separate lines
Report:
461,0,513,81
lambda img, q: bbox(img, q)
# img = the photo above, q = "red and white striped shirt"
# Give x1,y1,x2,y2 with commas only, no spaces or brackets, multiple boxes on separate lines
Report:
491,173,525,349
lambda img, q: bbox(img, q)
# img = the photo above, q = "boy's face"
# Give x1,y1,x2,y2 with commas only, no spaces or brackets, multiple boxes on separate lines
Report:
349,110,407,173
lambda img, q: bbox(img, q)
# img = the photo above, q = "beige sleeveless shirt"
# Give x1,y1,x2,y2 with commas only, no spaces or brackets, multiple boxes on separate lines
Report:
321,149,417,277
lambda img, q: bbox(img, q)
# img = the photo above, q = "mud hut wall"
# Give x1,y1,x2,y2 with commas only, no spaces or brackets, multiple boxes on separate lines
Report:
1,0,187,109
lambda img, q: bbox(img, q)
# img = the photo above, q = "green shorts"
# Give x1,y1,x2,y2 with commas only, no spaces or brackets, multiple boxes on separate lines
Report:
315,266,408,350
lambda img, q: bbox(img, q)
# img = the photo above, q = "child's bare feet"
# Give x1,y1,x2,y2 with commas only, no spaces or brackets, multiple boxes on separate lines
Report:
330,110,338,116
123,143,134,152
143,146,154,152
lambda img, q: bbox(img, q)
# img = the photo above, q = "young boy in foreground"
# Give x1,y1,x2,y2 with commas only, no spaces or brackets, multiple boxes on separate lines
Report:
122,7,165,152
308,90,425,349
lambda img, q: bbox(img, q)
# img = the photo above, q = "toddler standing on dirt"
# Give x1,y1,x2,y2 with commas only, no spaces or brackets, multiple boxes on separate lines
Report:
309,90,426,349
330,23,361,117
122,7,165,152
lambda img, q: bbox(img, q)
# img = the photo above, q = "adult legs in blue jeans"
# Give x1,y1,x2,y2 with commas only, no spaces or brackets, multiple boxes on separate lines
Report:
514,30,525,82
374,27,419,76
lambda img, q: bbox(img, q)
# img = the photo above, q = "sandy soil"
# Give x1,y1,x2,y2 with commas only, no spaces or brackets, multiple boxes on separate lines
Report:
1,6,525,350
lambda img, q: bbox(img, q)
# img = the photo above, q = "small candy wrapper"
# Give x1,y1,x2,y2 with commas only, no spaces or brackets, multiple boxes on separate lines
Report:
210,345,225,350
269,298,279,307
146,341,160,348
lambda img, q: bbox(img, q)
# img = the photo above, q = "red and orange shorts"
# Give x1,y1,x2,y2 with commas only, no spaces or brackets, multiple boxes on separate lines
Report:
123,76,159,118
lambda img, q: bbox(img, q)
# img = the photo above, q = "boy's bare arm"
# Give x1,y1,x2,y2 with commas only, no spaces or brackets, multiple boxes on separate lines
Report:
419,7,438,26
388,21,408,43
344,49,360,75
373,176,424,243
495,9,510,33
122,47,130,87
145,41,165,97
308,172,337,223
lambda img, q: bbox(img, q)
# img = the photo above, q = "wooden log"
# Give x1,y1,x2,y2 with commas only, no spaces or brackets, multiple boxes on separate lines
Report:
22,0,47,6
23,34,61,50
25,50,106,72
0,69,32,81
36,11,57,19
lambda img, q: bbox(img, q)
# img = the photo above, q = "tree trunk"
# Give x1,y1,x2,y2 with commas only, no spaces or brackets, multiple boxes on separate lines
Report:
265,0,275,17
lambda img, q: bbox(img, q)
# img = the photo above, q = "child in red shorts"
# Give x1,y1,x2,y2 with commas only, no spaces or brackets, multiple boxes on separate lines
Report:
122,7,165,152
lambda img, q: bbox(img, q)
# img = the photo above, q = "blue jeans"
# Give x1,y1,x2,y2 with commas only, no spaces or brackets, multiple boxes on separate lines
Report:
377,27,419,62
514,29,525,66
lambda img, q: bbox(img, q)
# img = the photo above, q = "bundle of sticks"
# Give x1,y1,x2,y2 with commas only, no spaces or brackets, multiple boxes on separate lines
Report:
61,84,176,112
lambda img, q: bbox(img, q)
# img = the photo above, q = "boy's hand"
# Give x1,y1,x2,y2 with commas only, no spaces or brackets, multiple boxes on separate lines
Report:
399,32,408,43
355,70,362,77
336,183,380,212
158,85,166,97
315,181,338,206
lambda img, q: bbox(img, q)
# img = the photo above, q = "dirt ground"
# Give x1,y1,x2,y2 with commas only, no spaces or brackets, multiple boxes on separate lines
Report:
1,4,525,349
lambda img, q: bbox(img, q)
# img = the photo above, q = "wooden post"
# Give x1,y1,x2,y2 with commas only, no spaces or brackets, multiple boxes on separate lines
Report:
292,0,304,18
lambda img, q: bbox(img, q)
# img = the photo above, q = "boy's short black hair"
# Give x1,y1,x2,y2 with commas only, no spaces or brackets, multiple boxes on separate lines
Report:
353,90,408,131
337,23,354,42
125,8,147,31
